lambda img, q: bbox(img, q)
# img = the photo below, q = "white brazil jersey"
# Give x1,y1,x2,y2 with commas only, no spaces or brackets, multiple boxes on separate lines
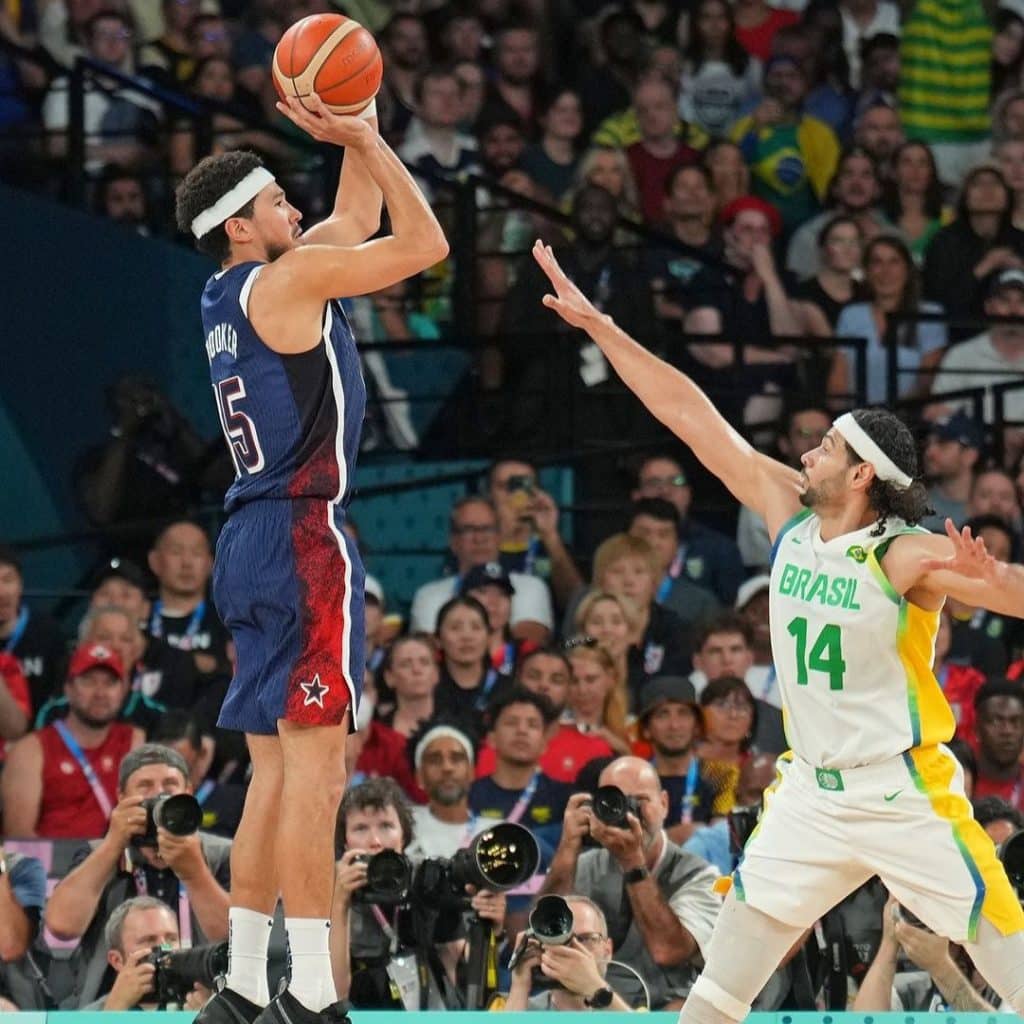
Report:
768,509,955,769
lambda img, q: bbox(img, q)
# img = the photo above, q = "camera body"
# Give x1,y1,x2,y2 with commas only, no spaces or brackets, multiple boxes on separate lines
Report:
1000,828,1024,904
144,942,228,1005
590,785,642,830
352,851,414,906
132,793,203,848
514,895,575,992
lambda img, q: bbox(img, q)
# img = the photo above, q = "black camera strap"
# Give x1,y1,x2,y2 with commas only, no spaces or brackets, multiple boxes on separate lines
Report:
608,876,635,950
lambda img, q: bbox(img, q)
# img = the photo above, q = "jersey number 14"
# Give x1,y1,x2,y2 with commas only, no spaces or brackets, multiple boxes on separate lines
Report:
786,617,846,691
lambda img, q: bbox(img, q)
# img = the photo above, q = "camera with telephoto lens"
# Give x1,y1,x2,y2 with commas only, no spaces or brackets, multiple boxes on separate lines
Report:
507,894,575,991
353,823,540,909
145,941,228,1005
590,785,642,829
1000,828,1024,904
131,794,203,848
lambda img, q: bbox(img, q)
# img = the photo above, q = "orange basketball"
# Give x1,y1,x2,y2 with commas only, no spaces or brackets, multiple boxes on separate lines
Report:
272,13,382,115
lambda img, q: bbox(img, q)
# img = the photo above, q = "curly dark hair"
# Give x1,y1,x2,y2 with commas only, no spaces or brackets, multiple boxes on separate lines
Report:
174,150,264,262
843,408,932,535
335,777,415,857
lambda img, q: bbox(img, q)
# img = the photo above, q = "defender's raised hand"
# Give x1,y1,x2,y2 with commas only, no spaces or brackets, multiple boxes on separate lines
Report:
533,240,602,329
921,519,1004,585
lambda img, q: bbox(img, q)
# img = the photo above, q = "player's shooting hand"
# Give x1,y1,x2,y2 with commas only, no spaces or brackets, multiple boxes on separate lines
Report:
533,240,603,330
919,520,1004,585
590,813,645,871
275,94,374,151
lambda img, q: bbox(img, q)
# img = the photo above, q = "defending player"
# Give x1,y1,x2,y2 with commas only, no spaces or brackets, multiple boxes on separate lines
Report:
531,239,1024,1018
174,98,447,1024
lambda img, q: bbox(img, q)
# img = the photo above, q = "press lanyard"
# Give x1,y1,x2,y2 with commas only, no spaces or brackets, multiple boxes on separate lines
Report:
657,546,686,603
133,866,193,948
150,600,206,651
523,536,540,576
475,669,500,711
492,643,515,676
371,906,399,954
2,606,28,653
680,758,700,825
195,780,215,805
53,721,114,820
506,771,541,824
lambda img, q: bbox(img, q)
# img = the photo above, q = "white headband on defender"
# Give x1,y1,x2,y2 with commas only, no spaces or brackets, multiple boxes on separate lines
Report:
413,725,474,771
833,412,913,488
191,167,276,239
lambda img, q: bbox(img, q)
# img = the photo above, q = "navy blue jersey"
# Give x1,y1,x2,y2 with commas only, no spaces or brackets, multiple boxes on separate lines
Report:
201,261,366,514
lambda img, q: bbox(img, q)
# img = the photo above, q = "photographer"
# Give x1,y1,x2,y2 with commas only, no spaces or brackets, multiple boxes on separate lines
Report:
543,756,721,1009
503,895,633,1011
331,778,507,1009
84,896,211,1010
45,744,231,1008
0,841,46,1009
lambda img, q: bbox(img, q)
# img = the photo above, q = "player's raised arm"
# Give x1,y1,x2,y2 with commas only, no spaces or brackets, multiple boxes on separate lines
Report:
272,95,448,300
533,241,804,535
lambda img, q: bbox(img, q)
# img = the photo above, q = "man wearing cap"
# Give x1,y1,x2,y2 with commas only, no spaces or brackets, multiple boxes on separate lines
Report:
638,677,724,843
932,267,1024,428
0,545,66,714
1,644,142,838
920,412,983,533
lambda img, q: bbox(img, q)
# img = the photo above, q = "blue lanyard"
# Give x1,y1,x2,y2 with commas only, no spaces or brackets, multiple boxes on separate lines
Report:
681,758,700,825
3,606,29,653
496,642,516,676
523,536,541,576
658,545,687,603
150,600,206,650
54,720,114,819
475,668,500,711
506,770,541,824
195,780,215,805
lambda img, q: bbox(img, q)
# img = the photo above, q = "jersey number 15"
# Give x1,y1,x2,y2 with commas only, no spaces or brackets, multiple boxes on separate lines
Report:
215,376,265,475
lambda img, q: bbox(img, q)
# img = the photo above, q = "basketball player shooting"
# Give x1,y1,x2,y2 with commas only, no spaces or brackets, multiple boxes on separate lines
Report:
531,240,1024,1017
173,90,447,1024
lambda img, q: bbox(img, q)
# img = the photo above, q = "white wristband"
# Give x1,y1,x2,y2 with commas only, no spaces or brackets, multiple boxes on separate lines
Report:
357,97,378,121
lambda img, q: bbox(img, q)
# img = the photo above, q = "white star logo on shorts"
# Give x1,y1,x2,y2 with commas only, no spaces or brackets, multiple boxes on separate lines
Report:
300,674,329,708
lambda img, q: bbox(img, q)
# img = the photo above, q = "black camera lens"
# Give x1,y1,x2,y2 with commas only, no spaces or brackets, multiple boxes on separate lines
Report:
464,823,540,890
593,785,640,829
354,850,413,905
1000,829,1024,900
154,794,202,837
529,895,574,945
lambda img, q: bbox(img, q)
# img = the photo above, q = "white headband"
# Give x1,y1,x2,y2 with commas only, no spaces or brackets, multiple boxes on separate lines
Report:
833,412,913,488
191,167,276,239
414,725,475,771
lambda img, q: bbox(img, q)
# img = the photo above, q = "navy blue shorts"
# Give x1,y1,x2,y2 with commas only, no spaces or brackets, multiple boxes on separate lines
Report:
213,498,365,735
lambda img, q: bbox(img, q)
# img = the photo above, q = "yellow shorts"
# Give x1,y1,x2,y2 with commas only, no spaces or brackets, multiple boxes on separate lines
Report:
733,746,1024,942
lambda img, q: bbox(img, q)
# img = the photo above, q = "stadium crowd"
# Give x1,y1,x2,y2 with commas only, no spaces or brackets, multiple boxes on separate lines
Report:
2,0,1024,1016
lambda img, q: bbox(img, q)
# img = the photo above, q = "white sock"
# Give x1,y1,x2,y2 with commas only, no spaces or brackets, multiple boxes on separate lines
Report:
225,907,273,1006
286,918,337,1010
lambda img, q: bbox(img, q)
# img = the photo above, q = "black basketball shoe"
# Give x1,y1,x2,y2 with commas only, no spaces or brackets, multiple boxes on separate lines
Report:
251,990,350,1024
195,987,264,1024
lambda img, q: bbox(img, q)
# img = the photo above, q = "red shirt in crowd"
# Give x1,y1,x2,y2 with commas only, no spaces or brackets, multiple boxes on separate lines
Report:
626,141,701,225
355,719,425,803
475,723,614,784
973,770,1024,813
938,662,987,744
36,721,135,838
0,653,32,763
735,8,800,62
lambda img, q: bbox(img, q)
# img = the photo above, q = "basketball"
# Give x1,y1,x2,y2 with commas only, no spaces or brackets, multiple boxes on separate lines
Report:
272,13,383,116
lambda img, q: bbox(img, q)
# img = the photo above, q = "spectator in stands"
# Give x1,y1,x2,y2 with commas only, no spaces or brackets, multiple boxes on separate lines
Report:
1,643,142,839
852,101,904,181
453,58,486,130
626,498,721,628
503,894,634,1011
730,55,839,230
138,0,201,85
920,412,983,532
86,896,211,1010
734,576,778,707
45,744,230,1008
637,677,725,842
543,756,721,1009
487,459,584,610
992,6,1024,103
923,163,1024,331
995,138,1024,231
476,112,527,180
879,141,949,265
833,234,947,404
0,839,44,965
967,468,1022,530
732,0,799,62
684,197,804,431
230,0,284,105
786,147,888,282
971,680,1024,813
975,796,1024,849
95,164,151,234
377,634,439,739
626,72,703,225
576,8,646,137
736,400,830,570
0,545,65,714
697,676,759,806
631,455,745,605
647,164,722,325
464,561,527,676
679,0,762,138
377,13,428,144
520,87,583,202
42,9,162,171
947,737,978,797
571,145,642,224
565,642,631,756
574,592,637,699
146,519,230,681
0,653,29,742
479,23,545,137
441,10,485,64
409,496,554,642
404,719,491,859
470,687,570,857
840,0,900,89
702,139,750,211
856,33,901,111
186,13,232,64
932,269,1024,428
398,67,480,199
690,614,755,698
